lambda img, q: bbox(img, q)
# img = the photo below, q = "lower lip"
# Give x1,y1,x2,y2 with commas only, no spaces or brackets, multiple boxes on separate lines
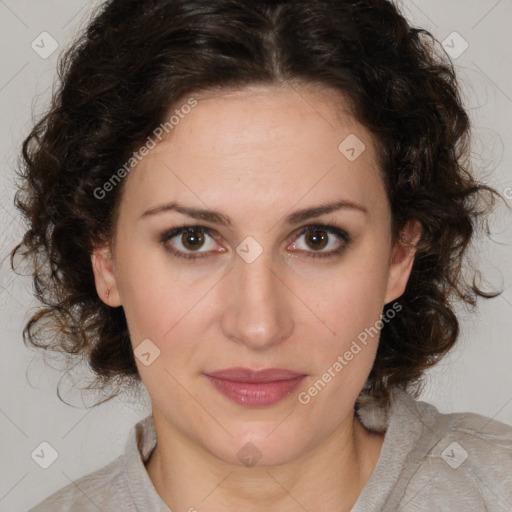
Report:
205,375,306,406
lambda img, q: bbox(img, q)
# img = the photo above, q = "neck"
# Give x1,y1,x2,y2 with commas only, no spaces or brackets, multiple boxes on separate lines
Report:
145,410,384,512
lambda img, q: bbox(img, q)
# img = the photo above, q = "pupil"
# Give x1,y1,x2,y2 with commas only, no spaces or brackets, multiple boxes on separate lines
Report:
183,230,204,250
307,230,328,250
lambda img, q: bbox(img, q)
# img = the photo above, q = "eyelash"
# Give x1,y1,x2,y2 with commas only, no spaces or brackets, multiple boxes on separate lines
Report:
160,224,351,262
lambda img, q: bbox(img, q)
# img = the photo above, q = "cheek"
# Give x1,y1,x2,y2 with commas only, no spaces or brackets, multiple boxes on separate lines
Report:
307,254,390,346
115,247,187,343
117,250,218,387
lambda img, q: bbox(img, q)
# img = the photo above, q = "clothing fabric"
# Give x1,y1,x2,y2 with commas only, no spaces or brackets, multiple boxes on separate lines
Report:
28,387,512,511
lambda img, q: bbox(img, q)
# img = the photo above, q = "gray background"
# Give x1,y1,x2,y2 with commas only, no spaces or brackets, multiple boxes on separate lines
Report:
0,1,511,510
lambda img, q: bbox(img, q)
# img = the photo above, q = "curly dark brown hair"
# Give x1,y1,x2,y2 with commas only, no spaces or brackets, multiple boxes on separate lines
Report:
10,0,504,408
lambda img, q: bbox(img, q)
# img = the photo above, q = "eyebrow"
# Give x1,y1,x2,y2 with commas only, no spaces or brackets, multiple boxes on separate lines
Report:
138,199,367,226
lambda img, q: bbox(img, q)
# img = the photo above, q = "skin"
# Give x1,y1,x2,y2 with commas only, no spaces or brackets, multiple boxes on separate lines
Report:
91,83,421,511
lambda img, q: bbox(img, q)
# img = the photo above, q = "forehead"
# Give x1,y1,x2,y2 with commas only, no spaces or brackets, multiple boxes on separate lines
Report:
118,83,386,225
169,83,363,155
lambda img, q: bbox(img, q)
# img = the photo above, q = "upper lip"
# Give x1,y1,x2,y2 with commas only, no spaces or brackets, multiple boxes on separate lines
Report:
205,367,307,383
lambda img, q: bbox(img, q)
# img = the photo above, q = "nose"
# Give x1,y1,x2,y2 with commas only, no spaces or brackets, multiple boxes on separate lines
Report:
220,250,295,351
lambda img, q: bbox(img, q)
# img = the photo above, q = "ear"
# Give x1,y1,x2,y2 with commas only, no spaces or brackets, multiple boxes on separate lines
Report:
90,241,121,306
384,219,422,305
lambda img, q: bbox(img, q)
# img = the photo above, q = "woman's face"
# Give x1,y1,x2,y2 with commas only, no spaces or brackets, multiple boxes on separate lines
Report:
92,83,418,466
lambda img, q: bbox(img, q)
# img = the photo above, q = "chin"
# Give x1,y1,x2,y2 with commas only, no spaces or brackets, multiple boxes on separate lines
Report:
202,427,311,469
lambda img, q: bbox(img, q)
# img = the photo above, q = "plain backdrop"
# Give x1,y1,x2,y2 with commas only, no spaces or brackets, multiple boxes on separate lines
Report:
0,1,511,510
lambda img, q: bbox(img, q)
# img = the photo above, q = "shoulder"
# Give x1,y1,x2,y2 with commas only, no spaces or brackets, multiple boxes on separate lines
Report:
28,414,161,512
356,388,512,510
28,456,130,512
397,391,512,510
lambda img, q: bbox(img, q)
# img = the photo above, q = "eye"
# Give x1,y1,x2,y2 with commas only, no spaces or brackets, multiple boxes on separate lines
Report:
161,225,224,261
160,223,351,262
288,224,350,259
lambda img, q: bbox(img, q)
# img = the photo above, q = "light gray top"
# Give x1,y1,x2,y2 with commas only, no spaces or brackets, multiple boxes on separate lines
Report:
29,387,512,511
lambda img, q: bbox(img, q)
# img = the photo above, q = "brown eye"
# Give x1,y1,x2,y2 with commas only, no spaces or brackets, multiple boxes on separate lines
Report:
181,229,205,251
304,229,329,251
160,225,224,261
290,224,351,260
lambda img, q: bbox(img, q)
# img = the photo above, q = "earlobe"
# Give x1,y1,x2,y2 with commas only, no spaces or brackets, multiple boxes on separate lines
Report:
90,242,121,306
384,219,422,305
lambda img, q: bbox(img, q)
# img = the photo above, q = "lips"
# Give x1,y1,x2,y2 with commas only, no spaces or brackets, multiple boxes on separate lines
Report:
204,367,307,406
206,367,306,383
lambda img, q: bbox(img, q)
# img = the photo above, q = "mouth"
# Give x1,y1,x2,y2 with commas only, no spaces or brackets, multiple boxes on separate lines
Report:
204,367,307,407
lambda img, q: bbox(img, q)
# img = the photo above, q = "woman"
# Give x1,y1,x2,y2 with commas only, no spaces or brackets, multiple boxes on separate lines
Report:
11,0,512,510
